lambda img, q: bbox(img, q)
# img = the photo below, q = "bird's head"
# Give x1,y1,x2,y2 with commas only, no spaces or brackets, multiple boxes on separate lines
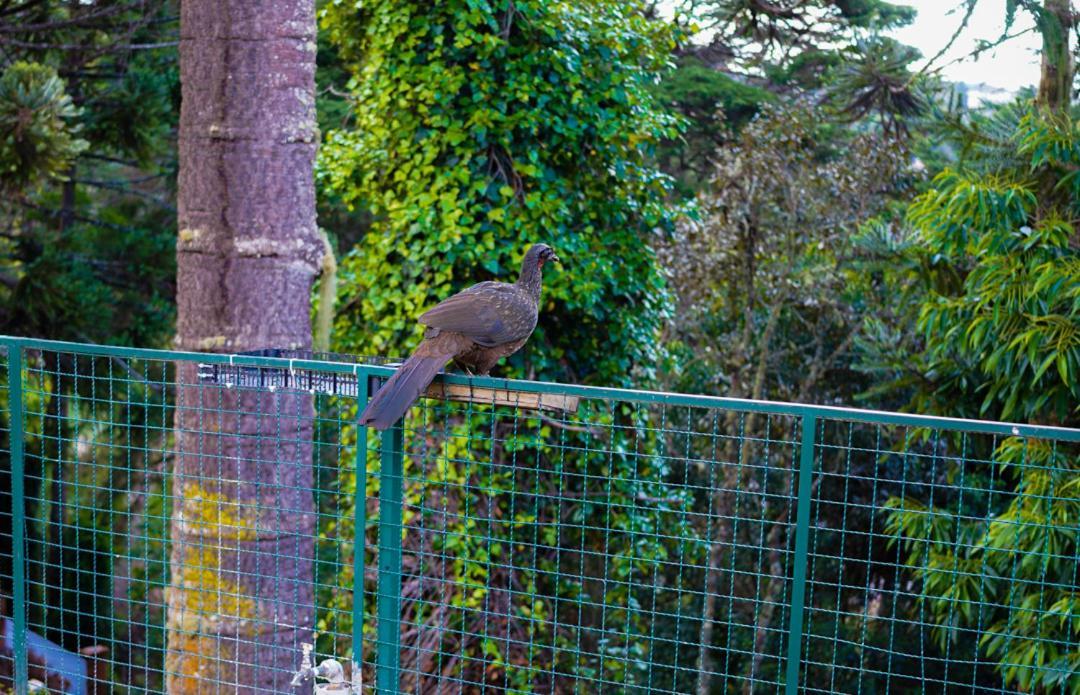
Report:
527,243,561,269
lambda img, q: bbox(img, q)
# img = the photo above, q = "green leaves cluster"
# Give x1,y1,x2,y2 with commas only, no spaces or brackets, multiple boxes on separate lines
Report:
870,102,1080,693
885,438,1080,693
0,1,178,347
315,401,698,689
904,109,1080,425
319,0,683,385
0,62,87,193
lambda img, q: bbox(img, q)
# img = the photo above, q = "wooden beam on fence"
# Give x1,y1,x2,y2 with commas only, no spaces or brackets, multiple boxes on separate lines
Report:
424,381,580,415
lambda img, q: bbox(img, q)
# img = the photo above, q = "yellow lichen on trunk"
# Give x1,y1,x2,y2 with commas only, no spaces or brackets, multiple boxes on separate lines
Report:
176,482,259,541
164,485,262,693
168,545,259,629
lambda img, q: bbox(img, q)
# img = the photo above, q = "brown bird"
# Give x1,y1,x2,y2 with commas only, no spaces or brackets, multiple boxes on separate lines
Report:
359,243,560,429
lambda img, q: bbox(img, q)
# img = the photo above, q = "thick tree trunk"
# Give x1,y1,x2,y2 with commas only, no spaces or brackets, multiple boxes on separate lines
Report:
166,1,321,692
1037,0,1075,112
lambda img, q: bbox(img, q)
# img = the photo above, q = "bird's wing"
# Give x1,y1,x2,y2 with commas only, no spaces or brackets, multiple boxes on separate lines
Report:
419,282,536,347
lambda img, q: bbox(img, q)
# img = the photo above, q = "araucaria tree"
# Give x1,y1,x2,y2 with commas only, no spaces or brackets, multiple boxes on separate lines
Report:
0,0,178,347
167,0,323,691
0,2,179,680
319,0,682,386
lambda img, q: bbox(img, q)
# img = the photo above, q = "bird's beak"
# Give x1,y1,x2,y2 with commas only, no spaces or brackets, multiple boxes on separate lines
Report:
550,253,561,266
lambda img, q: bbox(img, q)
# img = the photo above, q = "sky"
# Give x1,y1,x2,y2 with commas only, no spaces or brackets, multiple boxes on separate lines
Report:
890,0,1041,95
662,1,1043,98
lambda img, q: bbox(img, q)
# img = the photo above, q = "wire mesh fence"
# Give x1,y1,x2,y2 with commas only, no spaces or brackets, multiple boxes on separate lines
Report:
0,337,1077,694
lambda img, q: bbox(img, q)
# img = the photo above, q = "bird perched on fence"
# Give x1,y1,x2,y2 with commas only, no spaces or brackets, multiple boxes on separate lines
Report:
359,243,560,429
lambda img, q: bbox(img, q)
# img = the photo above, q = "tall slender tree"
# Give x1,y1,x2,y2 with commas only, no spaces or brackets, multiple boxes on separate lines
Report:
166,0,322,691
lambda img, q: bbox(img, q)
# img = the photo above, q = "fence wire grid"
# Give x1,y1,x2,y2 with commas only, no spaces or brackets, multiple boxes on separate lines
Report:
0,337,1077,694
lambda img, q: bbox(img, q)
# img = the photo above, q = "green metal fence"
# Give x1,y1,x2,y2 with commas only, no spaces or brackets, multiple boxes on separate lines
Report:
0,336,1077,694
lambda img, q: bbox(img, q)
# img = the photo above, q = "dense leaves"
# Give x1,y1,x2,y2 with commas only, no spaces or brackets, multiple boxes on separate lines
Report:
864,107,1080,426
319,0,683,386
0,0,178,346
0,3,178,686
885,438,1080,693
873,104,1080,693
0,62,87,193
316,0,693,685
659,102,908,404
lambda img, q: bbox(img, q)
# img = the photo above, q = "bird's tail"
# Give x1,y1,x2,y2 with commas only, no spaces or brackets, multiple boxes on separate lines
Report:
359,351,450,430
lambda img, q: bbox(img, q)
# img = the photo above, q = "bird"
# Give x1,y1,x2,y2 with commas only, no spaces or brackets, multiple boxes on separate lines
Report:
358,243,560,430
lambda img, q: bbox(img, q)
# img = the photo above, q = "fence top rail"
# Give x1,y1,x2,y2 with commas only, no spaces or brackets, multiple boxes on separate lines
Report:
2,335,1078,442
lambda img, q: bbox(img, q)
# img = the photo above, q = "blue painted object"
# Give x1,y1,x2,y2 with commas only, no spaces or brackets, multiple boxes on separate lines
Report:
1,618,87,695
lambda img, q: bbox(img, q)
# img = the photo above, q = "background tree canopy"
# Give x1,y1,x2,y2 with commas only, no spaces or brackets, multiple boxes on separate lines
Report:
0,0,177,348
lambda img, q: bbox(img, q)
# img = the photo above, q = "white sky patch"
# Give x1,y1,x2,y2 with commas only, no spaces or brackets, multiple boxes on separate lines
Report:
660,1,1042,98
891,0,1040,95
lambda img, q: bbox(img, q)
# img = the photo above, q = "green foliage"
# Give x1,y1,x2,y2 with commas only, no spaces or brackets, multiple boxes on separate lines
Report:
312,8,375,263
0,62,87,193
654,1,922,196
825,37,927,136
878,108,1080,425
316,402,697,689
832,0,917,28
316,2,690,683
659,102,908,403
0,6,178,683
0,355,173,691
866,101,1080,694
651,55,774,193
0,2,178,347
693,0,915,69
4,200,175,345
319,0,683,385
885,438,1080,693
79,61,175,167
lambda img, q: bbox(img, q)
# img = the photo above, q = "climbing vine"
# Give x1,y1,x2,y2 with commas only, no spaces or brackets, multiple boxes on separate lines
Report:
318,0,684,386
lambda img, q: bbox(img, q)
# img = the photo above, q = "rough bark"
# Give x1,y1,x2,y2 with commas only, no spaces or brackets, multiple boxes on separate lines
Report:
1037,0,1075,113
166,1,321,692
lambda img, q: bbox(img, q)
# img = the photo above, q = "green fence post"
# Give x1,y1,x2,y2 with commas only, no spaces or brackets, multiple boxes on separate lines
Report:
352,374,371,690
784,414,817,695
376,418,405,693
7,342,27,695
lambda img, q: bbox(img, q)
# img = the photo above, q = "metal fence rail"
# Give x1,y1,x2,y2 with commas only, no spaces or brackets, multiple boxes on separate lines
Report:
0,336,1077,694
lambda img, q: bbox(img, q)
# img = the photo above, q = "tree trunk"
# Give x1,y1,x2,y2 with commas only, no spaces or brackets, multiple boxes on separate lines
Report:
166,0,321,692
696,298,783,695
1037,0,1075,112
695,431,748,695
